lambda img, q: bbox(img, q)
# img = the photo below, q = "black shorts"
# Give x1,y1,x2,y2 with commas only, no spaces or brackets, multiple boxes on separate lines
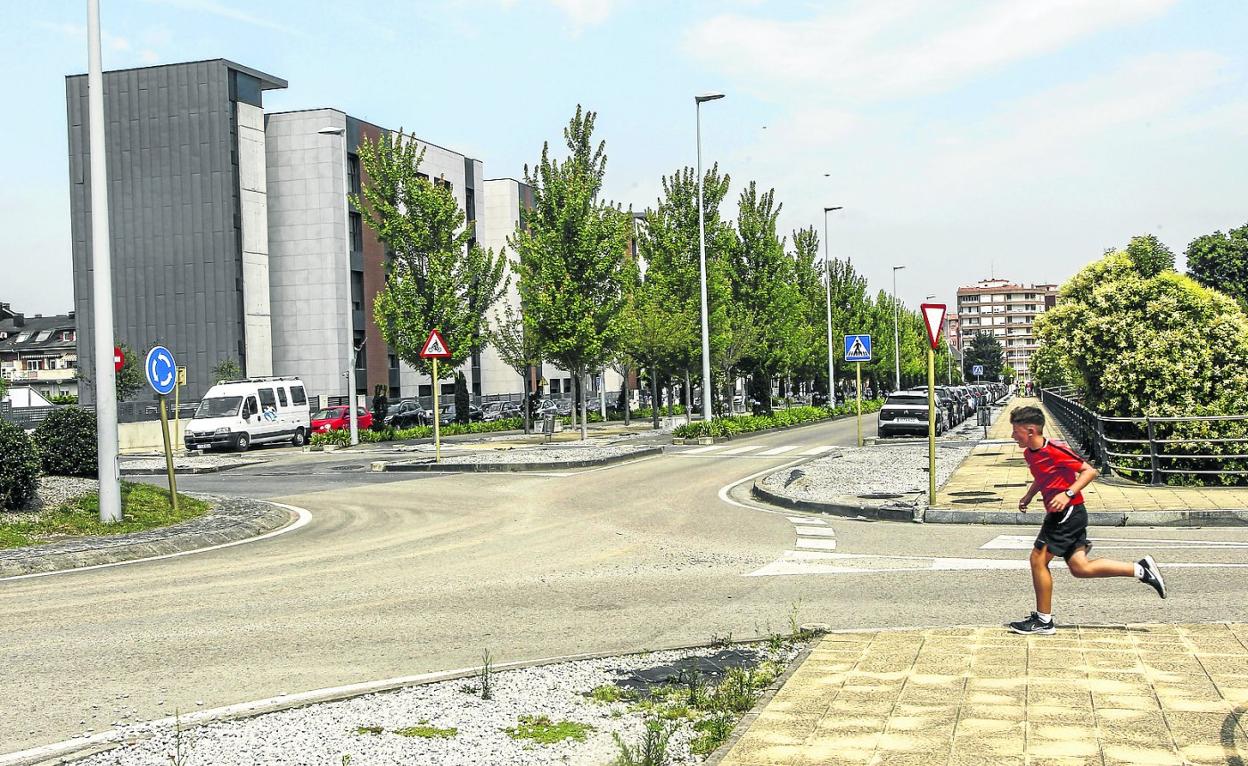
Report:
1034,503,1092,559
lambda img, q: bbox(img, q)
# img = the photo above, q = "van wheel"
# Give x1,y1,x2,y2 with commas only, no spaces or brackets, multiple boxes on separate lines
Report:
234,432,251,452
291,428,306,447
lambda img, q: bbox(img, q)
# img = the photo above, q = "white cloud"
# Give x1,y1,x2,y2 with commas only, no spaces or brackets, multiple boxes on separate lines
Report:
685,0,1178,101
495,0,618,33
36,21,134,53
141,0,301,35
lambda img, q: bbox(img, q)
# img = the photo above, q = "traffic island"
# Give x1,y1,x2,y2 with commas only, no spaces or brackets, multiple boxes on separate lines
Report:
713,623,1248,766
381,445,663,473
0,483,296,577
118,454,268,475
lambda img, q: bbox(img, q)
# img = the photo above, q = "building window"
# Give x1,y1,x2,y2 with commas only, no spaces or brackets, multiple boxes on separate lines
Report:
350,212,363,253
28,359,45,371
347,154,360,196
62,330,76,342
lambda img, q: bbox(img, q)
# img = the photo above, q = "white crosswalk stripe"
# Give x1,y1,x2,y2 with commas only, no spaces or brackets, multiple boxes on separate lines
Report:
794,538,838,550
758,445,798,456
720,445,764,455
787,516,825,525
682,445,724,455
794,526,836,538
799,445,835,456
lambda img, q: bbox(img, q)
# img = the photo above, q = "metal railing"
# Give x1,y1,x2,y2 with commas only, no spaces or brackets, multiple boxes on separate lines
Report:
1041,386,1248,485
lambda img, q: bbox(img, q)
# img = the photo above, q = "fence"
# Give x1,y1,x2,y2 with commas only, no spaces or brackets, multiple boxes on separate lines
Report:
1041,386,1248,486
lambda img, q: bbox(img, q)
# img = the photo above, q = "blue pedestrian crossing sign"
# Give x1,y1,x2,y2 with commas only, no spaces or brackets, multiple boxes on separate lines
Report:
145,345,177,396
972,364,984,377
844,334,872,362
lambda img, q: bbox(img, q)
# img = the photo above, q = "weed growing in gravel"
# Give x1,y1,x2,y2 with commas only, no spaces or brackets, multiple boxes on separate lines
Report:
588,684,635,704
611,719,675,766
689,712,734,755
167,709,187,766
504,714,594,744
712,667,761,713
354,725,384,735
675,666,704,707
395,722,457,738
479,649,494,701
709,632,733,649
341,756,351,766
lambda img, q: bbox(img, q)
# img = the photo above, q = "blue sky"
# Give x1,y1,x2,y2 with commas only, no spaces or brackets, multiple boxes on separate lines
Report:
4,0,1247,315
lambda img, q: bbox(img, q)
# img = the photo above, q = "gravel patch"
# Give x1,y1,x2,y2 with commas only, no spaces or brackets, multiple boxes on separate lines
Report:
75,643,805,766
761,442,975,504
436,445,651,465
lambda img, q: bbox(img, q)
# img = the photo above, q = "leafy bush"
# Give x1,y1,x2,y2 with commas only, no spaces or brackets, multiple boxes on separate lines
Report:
0,420,41,512
673,400,883,439
309,417,525,446
33,407,98,477
636,405,686,419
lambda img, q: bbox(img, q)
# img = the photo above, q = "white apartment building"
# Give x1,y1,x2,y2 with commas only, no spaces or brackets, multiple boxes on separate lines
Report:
955,279,1058,381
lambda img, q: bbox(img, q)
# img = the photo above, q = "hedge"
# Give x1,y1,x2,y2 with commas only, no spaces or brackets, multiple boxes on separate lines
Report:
673,400,884,439
310,417,525,447
33,407,98,477
0,420,41,512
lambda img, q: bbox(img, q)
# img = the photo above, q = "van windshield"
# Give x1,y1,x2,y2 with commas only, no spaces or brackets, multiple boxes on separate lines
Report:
195,397,242,418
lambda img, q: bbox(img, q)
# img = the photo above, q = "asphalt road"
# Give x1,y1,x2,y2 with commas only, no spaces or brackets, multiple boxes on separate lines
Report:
3,413,1247,753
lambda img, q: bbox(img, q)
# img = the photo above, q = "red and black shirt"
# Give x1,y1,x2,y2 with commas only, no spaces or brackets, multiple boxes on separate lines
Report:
1023,439,1088,510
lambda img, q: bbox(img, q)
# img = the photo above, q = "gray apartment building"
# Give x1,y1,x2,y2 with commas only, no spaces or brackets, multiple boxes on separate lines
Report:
66,57,625,407
66,59,285,403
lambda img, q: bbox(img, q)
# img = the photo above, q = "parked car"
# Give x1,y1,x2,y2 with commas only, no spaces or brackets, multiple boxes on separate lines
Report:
438,403,484,425
878,391,947,438
184,376,310,452
481,401,524,422
311,405,373,435
384,399,426,428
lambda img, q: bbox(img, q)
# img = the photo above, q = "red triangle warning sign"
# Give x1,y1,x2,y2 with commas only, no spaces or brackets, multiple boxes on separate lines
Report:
920,303,947,350
419,328,452,359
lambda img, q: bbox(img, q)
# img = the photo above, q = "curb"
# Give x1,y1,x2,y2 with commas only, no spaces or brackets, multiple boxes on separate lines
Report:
381,446,664,473
118,461,263,476
0,632,803,766
671,409,882,445
924,507,1248,526
0,500,297,579
751,480,920,523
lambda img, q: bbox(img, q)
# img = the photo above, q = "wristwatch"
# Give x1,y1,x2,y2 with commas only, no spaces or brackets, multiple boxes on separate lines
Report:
1064,489,1077,498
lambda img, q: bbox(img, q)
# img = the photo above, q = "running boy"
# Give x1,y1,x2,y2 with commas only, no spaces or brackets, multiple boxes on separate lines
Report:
1008,406,1166,635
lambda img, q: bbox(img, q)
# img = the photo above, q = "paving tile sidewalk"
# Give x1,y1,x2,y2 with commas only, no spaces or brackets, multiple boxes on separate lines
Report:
933,398,1248,517
716,623,1248,766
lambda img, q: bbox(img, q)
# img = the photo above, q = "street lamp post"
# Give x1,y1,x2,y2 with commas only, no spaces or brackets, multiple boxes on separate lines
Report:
823,206,843,405
87,0,122,523
695,92,724,423
318,125,359,446
892,265,905,392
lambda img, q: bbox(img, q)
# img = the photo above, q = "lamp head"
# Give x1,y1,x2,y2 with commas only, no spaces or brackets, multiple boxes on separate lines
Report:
695,93,726,103
824,206,843,213
317,127,344,136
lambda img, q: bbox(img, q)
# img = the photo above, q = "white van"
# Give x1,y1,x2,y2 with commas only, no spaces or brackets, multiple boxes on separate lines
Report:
184,377,311,452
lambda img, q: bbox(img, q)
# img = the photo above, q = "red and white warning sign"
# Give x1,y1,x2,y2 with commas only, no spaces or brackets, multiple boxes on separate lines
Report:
419,328,452,359
920,303,947,350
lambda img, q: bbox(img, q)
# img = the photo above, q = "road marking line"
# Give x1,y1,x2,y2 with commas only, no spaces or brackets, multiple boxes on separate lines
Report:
721,445,764,455
981,534,1248,551
795,538,838,550
0,503,313,583
748,552,1248,577
758,446,798,456
683,445,724,454
799,445,835,456
794,526,836,537
787,516,825,525
716,457,809,516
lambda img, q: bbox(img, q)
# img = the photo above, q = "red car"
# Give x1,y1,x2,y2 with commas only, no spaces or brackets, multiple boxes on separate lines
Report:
311,406,373,434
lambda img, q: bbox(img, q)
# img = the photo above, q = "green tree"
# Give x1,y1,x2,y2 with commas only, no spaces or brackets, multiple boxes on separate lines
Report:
453,371,469,424
211,358,241,384
788,226,825,390
115,342,143,402
1036,250,1248,417
1029,342,1072,390
489,301,543,433
638,164,735,409
354,130,507,387
1186,222,1248,311
1125,234,1176,278
964,332,1005,382
512,105,634,439
0,374,7,401
731,182,802,413
620,277,697,428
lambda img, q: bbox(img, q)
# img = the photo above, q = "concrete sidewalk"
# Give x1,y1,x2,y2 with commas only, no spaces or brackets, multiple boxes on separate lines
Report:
716,623,1248,766
931,398,1248,524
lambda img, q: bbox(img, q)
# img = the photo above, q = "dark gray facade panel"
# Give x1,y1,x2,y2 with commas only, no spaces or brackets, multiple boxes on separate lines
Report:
66,59,279,402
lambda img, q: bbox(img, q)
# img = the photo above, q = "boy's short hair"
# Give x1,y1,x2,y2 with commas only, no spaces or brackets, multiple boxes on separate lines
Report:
1010,406,1045,429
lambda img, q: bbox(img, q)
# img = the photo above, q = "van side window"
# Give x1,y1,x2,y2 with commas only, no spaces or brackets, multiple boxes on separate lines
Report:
277,387,288,407
291,386,307,406
245,396,258,417
259,388,277,414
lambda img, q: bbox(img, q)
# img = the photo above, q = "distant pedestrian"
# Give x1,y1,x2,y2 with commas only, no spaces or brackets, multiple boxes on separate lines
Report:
1008,405,1166,635
1026,380,1034,397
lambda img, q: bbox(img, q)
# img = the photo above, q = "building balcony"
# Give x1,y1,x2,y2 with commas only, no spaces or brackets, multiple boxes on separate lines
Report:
8,368,77,383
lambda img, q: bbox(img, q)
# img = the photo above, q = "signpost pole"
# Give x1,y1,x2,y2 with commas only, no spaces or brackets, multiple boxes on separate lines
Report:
856,361,863,448
433,357,441,464
174,367,184,455
927,346,936,505
157,394,178,512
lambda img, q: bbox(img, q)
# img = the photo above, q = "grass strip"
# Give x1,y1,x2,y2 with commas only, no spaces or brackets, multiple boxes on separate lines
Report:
0,482,211,549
